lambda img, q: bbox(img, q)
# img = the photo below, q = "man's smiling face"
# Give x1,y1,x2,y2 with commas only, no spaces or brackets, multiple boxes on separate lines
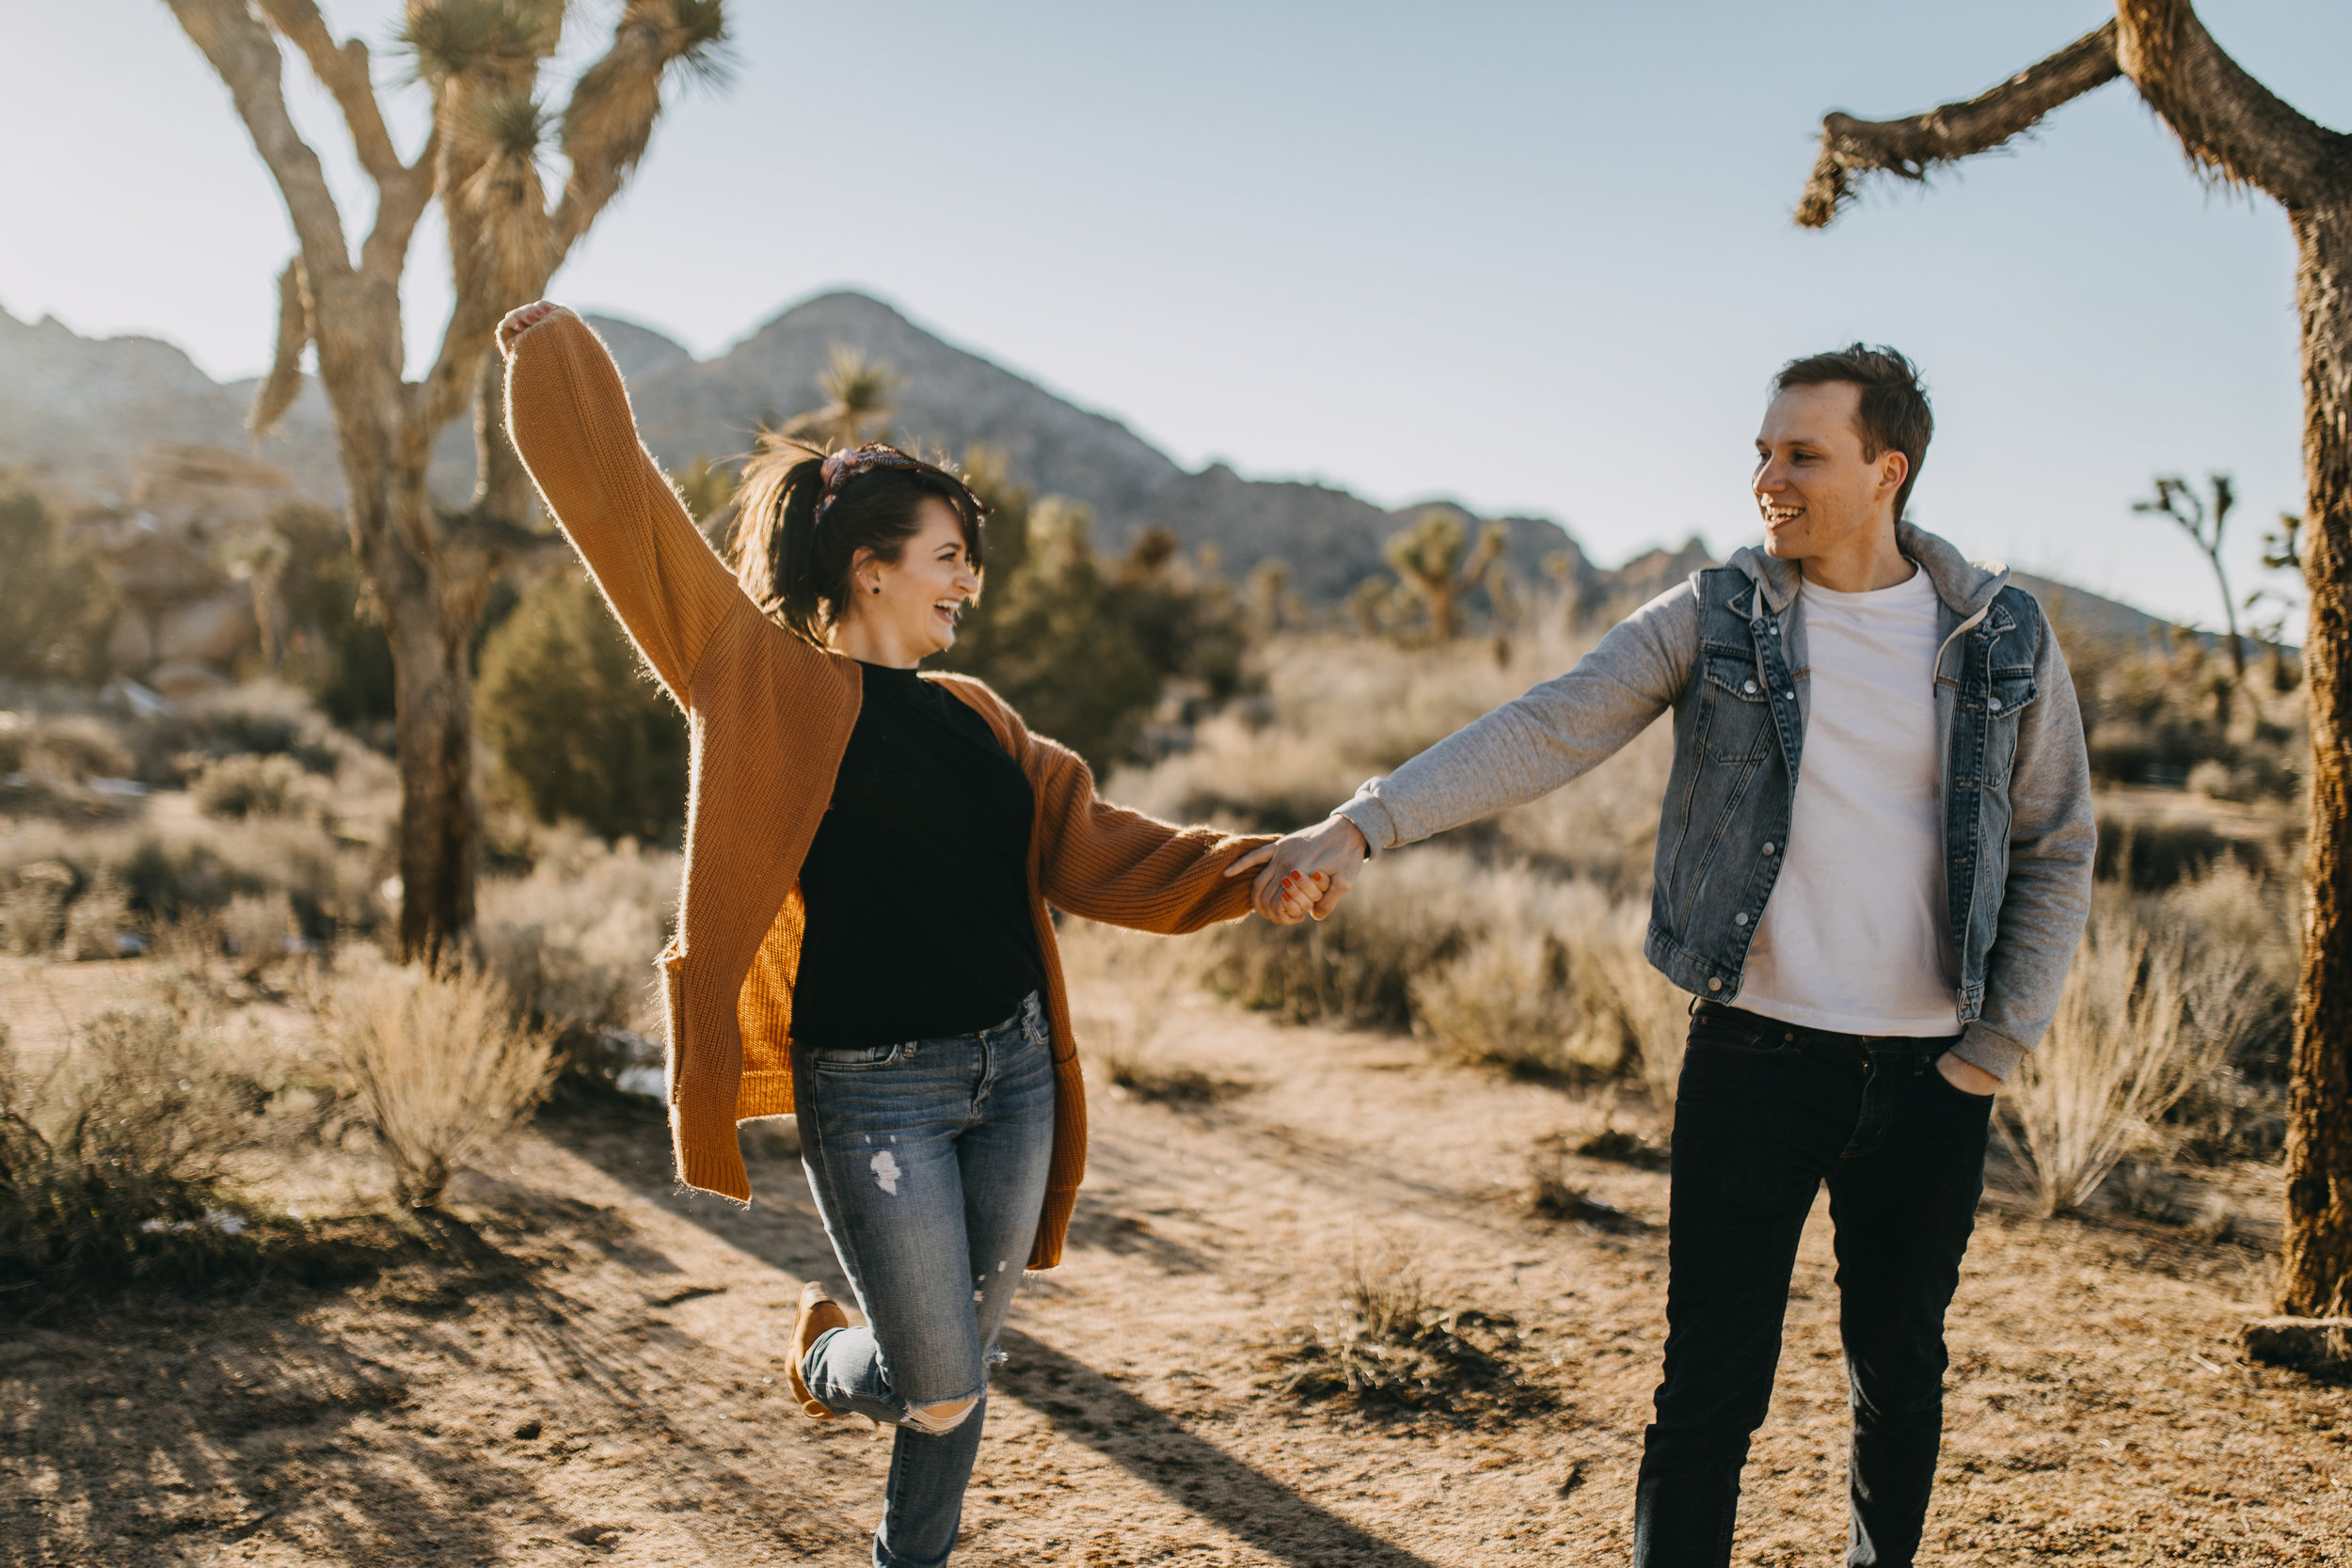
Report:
1752,379,1908,563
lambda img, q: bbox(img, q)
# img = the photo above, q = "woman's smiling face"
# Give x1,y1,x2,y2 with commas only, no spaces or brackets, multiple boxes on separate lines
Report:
845,497,983,663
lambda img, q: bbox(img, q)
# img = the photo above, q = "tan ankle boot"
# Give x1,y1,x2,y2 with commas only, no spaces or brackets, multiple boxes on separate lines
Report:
787,1280,850,1418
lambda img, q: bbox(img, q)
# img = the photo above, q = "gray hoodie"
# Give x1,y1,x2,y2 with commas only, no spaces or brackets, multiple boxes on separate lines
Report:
1338,521,2096,1081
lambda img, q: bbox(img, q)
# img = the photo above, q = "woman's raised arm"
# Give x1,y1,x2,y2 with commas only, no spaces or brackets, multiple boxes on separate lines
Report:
501,302,751,702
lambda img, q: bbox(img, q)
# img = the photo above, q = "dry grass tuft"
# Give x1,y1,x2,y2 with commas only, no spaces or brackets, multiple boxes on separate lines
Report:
324,958,557,1210
1523,1148,1647,1231
0,1009,278,1310
1571,1124,1672,1171
1262,1239,1559,1427
2001,902,2265,1217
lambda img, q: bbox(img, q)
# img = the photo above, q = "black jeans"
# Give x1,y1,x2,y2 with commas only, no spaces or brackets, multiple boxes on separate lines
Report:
1632,1002,1994,1568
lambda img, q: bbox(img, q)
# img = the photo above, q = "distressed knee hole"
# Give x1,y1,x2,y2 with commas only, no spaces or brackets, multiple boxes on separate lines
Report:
903,1396,977,1435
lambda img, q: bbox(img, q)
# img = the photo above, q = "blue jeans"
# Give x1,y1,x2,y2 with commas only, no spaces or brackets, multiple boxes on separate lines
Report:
1633,1002,1993,1568
793,990,1057,1568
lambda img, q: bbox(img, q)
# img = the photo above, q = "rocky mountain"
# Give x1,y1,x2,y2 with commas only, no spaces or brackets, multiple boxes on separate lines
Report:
601,291,1587,601
0,291,2197,636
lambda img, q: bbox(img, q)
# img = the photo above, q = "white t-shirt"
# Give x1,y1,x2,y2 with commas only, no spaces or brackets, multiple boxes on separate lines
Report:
1736,565,1959,1035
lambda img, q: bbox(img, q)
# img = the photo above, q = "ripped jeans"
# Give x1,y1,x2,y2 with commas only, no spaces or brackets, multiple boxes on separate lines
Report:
794,990,1057,1568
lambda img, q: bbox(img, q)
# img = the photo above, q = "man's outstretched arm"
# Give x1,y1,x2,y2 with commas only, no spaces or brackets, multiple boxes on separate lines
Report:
1232,583,1699,920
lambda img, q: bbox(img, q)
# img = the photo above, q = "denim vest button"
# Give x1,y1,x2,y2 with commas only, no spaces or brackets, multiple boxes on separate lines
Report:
1708,977,1724,991
1761,842,1776,855
1734,911,1749,926
1987,695,2002,711
1742,679,1757,694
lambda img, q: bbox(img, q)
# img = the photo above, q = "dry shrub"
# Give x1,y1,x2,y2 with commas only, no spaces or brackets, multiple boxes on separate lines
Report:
1410,873,1623,1079
187,752,325,821
0,711,141,819
0,1009,275,1308
0,712,134,782
0,813,384,941
475,831,678,1040
1589,915,1690,1110
1203,847,1483,1028
2002,903,2265,1217
0,859,73,955
57,869,133,961
1262,1239,1558,1427
325,958,557,1209
218,891,299,974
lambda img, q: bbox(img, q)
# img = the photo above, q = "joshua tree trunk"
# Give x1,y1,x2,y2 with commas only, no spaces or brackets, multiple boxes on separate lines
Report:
167,0,727,963
2286,212,2352,1314
1793,1,2352,1317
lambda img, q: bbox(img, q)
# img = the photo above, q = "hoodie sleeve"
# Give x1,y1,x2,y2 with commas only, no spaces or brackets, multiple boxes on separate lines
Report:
1338,580,1699,850
1951,605,2097,1081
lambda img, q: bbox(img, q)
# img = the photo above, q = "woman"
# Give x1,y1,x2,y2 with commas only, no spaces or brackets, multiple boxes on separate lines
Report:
497,302,1316,1568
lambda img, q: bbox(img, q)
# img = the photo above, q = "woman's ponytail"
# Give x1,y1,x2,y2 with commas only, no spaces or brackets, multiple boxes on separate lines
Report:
729,438,829,645
724,433,989,648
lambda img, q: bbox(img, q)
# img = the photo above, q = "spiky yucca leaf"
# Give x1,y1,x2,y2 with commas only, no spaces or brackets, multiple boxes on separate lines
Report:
401,0,563,85
455,82,549,163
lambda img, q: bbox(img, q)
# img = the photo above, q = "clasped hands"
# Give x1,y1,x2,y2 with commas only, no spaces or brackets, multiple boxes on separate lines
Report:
1226,814,1370,926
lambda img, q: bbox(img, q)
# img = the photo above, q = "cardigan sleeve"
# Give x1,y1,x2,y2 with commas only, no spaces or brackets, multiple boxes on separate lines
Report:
502,307,760,702
1025,730,1275,933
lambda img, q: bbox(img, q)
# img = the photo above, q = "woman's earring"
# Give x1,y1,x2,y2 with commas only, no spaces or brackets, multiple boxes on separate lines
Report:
870,582,881,595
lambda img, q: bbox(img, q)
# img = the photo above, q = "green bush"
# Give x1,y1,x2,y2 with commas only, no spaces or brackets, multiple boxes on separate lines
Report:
475,570,689,844
273,507,397,733
0,491,116,686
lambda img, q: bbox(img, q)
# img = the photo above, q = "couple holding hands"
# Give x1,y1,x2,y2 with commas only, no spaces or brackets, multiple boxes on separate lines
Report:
498,299,2093,1568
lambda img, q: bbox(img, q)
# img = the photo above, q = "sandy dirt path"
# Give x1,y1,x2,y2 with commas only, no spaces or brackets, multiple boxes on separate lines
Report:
6,993,2346,1566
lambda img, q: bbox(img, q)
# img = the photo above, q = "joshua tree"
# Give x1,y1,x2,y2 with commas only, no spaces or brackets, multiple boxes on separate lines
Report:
1385,511,1507,644
165,0,727,964
781,346,899,451
1793,1,2352,1322
1247,558,1291,637
2135,472,2247,683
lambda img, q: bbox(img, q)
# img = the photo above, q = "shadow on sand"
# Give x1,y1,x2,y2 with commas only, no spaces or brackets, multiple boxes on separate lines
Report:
548,1108,1446,1568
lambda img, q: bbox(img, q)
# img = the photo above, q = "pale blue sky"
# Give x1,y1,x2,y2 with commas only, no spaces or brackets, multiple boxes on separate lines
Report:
3,2,2344,630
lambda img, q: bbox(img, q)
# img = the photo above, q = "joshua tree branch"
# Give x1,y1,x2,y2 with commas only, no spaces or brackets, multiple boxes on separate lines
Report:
359,125,441,282
251,0,405,185
249,255,310,437
164,0,351,276
2113,0,2348,209
551,0,724,255
1795,22,2122,229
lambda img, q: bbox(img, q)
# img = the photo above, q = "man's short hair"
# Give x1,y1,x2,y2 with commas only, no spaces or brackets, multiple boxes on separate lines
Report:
1774,344,1932,521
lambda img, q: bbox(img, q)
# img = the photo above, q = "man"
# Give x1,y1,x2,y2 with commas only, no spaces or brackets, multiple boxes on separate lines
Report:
1234,346,2094,1567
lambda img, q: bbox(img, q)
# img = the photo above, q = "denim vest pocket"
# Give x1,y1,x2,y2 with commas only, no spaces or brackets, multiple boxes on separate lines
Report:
1697,655,1775,763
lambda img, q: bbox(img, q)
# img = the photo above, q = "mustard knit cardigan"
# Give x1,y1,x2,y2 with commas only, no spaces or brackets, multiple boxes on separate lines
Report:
502,309,1269,1268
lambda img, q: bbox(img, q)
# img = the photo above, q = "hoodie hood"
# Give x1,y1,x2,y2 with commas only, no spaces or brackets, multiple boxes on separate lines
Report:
1726,519,2009,621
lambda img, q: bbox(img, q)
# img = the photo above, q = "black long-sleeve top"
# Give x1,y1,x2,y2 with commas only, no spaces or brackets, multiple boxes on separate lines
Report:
790,662,1049,1049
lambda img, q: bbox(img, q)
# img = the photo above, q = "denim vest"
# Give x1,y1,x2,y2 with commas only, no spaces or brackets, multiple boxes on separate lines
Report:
1644,565,2047,1025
